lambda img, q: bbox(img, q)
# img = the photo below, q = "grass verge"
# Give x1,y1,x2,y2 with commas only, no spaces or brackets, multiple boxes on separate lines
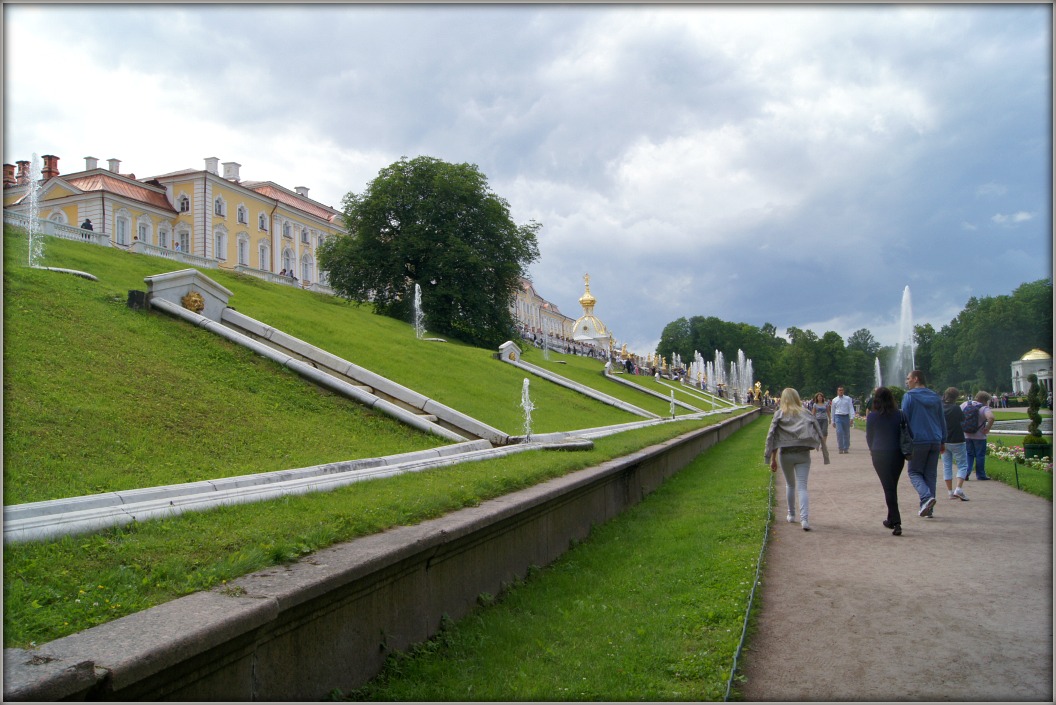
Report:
329,417,771,702
974,455,1053,501
3,416,739,648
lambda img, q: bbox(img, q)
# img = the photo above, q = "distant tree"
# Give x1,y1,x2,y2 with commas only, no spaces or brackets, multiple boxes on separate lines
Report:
319,156,540,348
657,317,692,364
913,323,936,383
929,279,1052,393
846,328,881,357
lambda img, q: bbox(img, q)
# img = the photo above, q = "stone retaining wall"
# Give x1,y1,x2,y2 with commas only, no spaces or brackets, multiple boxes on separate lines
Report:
3,411,758,701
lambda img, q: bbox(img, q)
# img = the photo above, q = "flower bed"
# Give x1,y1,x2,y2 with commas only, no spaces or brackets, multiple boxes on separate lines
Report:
988,442,1053,472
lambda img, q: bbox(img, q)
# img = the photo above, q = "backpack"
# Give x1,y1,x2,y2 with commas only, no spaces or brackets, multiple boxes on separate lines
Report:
961,401,983,434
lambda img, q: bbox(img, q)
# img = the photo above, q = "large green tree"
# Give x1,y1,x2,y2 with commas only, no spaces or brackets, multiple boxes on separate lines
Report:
319,156,540,348
929,278,1052,393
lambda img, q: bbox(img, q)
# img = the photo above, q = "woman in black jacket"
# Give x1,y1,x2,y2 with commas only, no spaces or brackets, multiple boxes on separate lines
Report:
865,387,905,536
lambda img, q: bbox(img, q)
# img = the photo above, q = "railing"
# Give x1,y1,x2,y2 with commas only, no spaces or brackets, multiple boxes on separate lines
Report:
7,210,336,296
4,210,110,247
129,241,218,269
233,265,336,295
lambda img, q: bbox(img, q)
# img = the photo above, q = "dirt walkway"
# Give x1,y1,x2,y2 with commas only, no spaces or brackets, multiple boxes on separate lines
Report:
739,425,1053,702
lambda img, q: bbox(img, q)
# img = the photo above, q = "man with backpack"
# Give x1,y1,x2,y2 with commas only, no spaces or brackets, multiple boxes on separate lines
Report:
961,391,996,480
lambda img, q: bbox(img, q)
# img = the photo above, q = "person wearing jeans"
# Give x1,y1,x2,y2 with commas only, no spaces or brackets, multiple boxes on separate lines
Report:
764,388,828,531
831,386,855,453
962,391,995,480
901,370,947,518
941,387,970,500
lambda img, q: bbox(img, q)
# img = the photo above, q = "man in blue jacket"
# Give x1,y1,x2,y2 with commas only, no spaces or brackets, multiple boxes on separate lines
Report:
902,369,947,518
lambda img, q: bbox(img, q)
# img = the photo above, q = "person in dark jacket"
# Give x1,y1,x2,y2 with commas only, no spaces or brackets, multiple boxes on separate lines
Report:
866,386,905,535
941,387,970,501
901,370,947,519
80,218,93,231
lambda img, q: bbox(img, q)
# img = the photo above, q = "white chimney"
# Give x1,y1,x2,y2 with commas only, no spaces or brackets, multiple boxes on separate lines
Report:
204,157,219,175
84,156,98,171
222,162,241,181
107,158,121,173
294,186,309,197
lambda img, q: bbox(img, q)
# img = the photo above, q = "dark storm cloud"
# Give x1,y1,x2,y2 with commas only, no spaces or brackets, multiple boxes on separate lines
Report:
5,4,1050,354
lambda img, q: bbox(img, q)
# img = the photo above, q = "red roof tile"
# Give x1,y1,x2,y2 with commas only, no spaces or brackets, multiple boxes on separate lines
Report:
248,184,338,223
67,174,175,212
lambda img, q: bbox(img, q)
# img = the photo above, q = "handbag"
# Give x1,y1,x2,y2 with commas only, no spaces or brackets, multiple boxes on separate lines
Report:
899,411,914,458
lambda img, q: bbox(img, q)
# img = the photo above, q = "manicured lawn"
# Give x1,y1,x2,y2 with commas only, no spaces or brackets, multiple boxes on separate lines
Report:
4,224,749,649
332,418,772,702
3,418,735,648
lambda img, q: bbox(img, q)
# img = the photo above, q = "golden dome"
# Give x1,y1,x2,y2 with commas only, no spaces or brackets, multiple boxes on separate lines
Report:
1021,349,1052,361
578,273,596,308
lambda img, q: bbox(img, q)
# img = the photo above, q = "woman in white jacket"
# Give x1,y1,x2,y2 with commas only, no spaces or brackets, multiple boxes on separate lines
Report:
764,388,828,531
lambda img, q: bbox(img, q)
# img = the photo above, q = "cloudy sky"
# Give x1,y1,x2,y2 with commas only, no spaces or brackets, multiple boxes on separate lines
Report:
4,4,1052,355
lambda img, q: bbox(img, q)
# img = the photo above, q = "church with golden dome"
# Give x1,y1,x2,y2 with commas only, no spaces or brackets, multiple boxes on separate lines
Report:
572,273,612,351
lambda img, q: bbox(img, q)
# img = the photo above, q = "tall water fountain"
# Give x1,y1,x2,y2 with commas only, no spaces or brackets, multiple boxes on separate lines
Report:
413,283,425,340
26,154,44,268
874,356,883,391
520,378,535,441
885,285,916,387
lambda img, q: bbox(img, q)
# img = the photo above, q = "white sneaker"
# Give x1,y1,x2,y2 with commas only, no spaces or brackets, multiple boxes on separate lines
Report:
801,520,811,531
786,513,796,523
953,487,969,501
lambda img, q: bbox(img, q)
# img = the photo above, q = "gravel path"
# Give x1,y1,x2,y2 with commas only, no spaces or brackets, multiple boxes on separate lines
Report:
739,425,1053,702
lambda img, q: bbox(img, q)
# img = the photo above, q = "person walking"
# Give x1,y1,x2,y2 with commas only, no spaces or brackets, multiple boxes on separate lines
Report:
809,392,832,439
764,388,828,532
902,370,947,518
865,387,906,536
962,391,996,481
831,386,854,453
941,387,970,500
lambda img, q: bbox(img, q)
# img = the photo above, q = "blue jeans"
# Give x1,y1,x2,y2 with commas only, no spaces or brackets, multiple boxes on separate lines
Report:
942,442,969,481
779,448,811,521
907,442,940,504
834,415,851,451
965,439,989,479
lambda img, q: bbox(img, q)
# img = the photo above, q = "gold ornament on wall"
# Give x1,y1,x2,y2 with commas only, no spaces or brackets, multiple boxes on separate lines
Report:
181,291,205,313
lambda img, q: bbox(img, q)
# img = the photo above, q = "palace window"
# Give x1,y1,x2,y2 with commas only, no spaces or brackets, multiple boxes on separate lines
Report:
215,230,227,260
237,205,248,224
214,197,226,217
301,228,309,244
115,212,130,246
237,234,249,266
259,240,271,271
177,195,190,212
283,221,292,238
258,212,268,231
158,227,169,249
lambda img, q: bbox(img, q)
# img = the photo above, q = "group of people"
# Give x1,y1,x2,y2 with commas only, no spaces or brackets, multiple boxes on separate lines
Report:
764,371,995,536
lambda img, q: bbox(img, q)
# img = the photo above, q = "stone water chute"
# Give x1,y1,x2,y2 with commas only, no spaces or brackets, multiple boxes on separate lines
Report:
142,269,509,446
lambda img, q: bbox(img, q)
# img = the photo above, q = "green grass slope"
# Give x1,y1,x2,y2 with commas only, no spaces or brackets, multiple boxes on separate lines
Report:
2,228,744,648
3,229,648,503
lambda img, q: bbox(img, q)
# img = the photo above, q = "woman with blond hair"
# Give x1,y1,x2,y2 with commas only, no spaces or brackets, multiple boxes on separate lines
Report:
764,388,828,531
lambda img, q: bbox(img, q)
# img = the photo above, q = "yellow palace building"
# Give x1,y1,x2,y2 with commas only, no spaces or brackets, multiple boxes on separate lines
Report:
3,154,343,288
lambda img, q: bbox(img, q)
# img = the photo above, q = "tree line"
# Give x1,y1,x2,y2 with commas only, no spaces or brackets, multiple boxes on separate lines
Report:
657,279,1052,401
